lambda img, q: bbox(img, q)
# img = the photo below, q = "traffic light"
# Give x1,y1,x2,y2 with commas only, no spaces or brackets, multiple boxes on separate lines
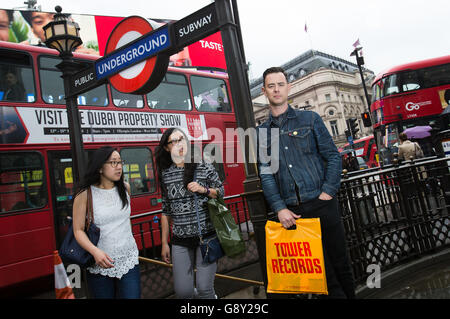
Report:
345,130,351,138
361,112,372,127
347,117,359,137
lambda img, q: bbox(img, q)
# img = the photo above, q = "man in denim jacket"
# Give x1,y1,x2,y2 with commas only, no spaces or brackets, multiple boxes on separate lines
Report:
257,67,355,298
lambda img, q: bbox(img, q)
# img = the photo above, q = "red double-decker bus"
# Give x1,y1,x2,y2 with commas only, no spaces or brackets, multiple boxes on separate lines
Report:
370,55,450,164
0,41,246,291
342,135,378,168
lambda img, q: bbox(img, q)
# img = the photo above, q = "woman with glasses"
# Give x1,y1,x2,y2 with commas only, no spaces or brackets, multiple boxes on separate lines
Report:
156,128,224,299
72,146,140,298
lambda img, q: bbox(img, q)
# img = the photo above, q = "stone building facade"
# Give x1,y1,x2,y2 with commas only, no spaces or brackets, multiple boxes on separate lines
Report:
251,50,375,147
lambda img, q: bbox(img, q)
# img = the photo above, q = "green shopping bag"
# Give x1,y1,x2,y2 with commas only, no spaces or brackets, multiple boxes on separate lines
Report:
207,197,246,258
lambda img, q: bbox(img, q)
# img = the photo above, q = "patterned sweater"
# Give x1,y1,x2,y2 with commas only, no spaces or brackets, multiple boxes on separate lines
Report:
161,162,224,239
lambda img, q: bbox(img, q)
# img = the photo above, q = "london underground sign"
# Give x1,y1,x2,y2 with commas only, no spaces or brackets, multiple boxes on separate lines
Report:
68,2,221,97
99,17,171,94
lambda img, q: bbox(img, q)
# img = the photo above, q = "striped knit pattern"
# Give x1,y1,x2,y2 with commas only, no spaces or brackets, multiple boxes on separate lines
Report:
161,162,224,238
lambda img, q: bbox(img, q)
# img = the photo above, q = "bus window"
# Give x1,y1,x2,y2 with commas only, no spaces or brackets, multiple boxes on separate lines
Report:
77,84,108,107
111,86,144,108
383,74,399,97
422,63,450,88
39,56,65,104
0,152,46,213
0,49,35,102
401,70,420,92
147,72,191,111
120,147,156,195
39,56,108,106
371,80,383,103
351,141,366,157
191,76,231,113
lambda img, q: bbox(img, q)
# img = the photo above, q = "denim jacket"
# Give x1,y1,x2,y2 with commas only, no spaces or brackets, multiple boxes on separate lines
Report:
256,105,342,213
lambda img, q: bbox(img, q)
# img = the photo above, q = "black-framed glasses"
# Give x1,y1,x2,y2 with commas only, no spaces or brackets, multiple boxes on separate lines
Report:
167,136,185,146
105,160,125,168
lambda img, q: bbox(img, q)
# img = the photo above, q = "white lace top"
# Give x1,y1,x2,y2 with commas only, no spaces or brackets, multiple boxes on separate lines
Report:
87,185,139,279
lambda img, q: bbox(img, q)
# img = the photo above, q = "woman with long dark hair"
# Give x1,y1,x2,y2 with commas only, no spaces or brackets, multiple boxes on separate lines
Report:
156,128,224,299
72,146,140,298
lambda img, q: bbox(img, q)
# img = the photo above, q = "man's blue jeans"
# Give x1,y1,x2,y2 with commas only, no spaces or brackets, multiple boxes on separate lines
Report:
86,264,141,299
289,197,355,299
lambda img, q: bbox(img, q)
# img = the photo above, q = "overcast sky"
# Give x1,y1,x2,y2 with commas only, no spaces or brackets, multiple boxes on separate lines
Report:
3,0,449,80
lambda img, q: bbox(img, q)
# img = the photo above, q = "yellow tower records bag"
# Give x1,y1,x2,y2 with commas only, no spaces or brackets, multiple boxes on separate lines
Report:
265,218,328,294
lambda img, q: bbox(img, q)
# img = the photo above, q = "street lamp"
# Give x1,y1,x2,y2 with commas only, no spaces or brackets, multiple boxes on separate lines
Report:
43,6,86,186
43,6,82,57
350,46,371,114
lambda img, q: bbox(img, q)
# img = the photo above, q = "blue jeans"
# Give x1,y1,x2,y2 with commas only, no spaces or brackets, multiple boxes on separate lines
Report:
86,265,141,299
289,197,355,299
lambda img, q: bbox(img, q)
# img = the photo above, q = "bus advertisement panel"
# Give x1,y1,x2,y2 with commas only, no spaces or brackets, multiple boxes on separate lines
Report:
0,8,226,69
3,106,208,144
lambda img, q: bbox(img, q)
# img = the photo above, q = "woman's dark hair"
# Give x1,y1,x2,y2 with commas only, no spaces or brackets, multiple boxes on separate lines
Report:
155,128,197,196
4,9,14,26
74,146,129,209
399,132,408,142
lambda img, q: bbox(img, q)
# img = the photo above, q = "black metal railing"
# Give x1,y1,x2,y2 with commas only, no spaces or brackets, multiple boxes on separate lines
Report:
338,156,450,285
131,194,260,298
131,157,449,297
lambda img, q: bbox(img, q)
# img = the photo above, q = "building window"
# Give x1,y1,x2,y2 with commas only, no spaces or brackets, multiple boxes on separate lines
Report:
288,73,296,82
330,120,339,137
325,94,331,102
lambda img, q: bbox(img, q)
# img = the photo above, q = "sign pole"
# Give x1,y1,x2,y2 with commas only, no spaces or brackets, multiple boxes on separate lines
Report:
57,58,87,187
215,0,269,288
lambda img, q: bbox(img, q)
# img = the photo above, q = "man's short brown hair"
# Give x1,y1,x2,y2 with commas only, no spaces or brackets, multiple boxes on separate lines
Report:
263,67,288,86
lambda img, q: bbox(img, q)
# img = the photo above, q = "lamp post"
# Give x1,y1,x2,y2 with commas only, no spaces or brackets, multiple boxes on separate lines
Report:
43,6,86,186
350,47,371,114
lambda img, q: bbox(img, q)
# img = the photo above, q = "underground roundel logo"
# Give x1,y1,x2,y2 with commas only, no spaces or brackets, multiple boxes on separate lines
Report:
104,16,169,94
